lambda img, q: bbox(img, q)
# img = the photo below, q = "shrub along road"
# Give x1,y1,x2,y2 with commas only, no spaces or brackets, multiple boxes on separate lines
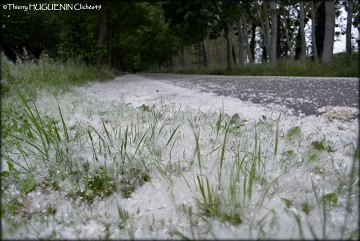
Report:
138,74,359,117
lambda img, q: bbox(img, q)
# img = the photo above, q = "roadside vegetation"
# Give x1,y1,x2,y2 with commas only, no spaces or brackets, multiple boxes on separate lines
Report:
1,55,359,239
1,54,116,101
158,52,359,77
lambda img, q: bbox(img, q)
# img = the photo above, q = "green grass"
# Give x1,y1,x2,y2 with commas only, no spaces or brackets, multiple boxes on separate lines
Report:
1,53,116,101
158,52,359,77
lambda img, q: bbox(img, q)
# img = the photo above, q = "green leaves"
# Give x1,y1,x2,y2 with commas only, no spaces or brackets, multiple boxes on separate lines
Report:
137,104,153,112
0,161,14,177
1,145,36,194
230,113,241,124
311,140,336,153
282,150,294,156
287,126,301,139
311,141,326,151
281,198,293,209
321,193,338,207
301,202,311,215
0,171,10,178
22,175,36,194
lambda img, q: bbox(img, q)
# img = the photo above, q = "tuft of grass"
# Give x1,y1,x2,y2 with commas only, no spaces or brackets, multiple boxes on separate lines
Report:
190,116,284,227
1,53,116,100
76,165,117,204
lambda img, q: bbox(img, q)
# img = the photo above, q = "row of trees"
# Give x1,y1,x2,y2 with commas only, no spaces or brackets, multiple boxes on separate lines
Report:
162,0,359,70
1,0,169,71
1,0,359,72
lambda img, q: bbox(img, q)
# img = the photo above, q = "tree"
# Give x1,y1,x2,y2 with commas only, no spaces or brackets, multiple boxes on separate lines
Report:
346,0,353,55
162,0,211,47
107,1,149,70
1,0,60,62
269,0,278,65
310,1,320,63
163,0,242,70
260,1,271,62
134,3,181,71
245,2,261,64
299,1,306,64
96,0,107,66
207,1,242,70
161,0,212,67
234,1,257,66
215,38,223,66
276,1,299,60
322,0,335,64
58,8,99,64
237,18,245,67
315,0,325,59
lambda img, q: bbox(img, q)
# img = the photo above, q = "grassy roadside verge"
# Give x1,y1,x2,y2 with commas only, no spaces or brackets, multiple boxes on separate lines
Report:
156,52,359,77
1,54,117,101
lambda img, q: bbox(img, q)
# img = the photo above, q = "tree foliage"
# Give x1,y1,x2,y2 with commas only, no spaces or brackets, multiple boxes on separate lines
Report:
1,0,60,62
1,0,358,71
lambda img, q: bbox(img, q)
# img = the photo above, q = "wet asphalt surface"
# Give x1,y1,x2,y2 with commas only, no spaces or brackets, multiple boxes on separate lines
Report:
138,74,359,116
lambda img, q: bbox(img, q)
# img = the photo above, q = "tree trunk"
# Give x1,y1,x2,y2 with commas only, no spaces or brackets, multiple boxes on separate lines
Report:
225,28,231,70
283,5,292,59
108,30,113,67
311,1,319,63
201,39,208,66
322,0,335,64
237,19,245,67
299,1,306,64
232,44,237,65
346,0,353,55
178,47,184,67
261,2,270,60
215,38,223,67
181,47,186,67
262,44,268,63
96,0,107,66
196,42,201,68
269,0,277,65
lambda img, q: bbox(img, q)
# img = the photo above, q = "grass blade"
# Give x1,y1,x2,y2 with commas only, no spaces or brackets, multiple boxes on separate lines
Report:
56,98,69,142
166,124,180,147
274,114,281,158
218,120,230,191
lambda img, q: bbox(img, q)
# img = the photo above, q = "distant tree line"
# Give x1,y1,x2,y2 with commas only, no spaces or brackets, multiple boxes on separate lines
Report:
1,0,359,72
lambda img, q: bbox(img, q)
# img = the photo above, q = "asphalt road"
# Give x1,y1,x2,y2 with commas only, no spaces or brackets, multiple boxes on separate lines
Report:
138,74,359,116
